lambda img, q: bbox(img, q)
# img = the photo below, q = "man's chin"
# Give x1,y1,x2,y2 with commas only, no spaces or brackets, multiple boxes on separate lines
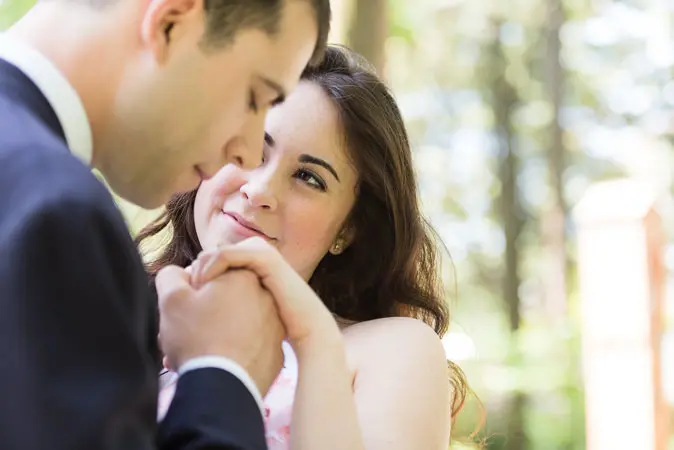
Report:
127,195,166,211
145,179,201,209
126,185,171,211
101,180,158,211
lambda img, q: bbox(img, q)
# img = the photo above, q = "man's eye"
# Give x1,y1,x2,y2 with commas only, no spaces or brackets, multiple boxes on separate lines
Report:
248,90,259,113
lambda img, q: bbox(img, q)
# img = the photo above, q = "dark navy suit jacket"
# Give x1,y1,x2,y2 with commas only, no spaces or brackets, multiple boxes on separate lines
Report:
0,58,267,450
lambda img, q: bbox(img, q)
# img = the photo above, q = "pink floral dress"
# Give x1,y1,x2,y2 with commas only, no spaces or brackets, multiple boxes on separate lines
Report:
157,342,297,450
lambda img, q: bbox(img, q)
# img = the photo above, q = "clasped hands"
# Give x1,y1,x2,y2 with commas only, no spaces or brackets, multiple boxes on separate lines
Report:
155,237,338,395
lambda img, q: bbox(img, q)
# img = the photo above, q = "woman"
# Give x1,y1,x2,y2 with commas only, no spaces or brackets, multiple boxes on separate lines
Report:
138,45,469,449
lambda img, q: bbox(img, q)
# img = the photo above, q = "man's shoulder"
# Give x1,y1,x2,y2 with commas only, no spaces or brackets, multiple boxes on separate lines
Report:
0,104,112,212
0,147,115,220
0,135,127,251
0,131,149,296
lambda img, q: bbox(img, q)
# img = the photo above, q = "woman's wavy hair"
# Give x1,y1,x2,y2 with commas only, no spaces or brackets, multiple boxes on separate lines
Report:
137,45,474,426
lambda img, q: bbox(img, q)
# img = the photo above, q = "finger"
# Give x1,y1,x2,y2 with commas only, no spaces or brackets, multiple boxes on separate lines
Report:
155,265,192,306
189,258,201,287
162,355,173,371
202,238,294,301
194,249,226,285
200,239,274,285
189,250,215,287
194,250,231,287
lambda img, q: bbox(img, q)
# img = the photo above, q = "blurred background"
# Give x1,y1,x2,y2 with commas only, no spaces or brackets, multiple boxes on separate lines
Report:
3,0,674,448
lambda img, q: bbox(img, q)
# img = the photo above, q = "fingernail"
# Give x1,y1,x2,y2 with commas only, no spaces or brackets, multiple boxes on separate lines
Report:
191,261,200,287
200,260,213,282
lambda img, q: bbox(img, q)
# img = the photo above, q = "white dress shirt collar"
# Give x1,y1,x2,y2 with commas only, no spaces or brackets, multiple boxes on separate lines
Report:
0,34,93,165
0,35,266,413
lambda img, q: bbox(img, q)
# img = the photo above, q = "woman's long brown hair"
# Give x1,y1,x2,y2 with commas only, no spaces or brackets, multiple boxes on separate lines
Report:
137,45,474,427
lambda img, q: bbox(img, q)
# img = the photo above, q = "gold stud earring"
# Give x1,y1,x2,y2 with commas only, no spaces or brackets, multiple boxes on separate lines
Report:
330,240,344,255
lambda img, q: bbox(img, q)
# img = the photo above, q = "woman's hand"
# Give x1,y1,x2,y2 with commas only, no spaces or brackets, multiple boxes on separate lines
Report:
193,239,367,450
190,237,341,353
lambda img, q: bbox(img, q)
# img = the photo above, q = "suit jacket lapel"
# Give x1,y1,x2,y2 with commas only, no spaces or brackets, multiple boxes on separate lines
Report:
0,58,66,145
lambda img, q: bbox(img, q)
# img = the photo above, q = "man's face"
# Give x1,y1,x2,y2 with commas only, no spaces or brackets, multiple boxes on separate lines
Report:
98,0,318,209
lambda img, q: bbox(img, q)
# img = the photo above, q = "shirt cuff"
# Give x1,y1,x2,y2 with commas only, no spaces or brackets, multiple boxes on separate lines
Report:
178,356,264,412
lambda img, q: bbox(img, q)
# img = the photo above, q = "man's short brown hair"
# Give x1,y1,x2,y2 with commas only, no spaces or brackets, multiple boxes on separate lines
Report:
65,0,331,65
202,0,331,66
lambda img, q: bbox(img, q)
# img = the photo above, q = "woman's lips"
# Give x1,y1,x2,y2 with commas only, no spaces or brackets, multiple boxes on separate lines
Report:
222,211,273,240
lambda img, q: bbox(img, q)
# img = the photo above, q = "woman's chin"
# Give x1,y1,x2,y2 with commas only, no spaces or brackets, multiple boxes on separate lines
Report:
206,234,279,251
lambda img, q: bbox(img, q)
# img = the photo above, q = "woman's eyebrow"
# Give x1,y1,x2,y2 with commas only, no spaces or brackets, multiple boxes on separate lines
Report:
299,154,340,182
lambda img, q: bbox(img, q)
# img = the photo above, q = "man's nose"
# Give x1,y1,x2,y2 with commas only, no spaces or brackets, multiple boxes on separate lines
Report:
226,112,266,170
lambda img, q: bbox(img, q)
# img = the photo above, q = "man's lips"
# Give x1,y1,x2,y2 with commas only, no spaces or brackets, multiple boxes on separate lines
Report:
222,211,273,240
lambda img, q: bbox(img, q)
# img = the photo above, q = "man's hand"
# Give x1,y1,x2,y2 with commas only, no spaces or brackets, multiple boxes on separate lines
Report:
156,265,284,396
189,237,341,355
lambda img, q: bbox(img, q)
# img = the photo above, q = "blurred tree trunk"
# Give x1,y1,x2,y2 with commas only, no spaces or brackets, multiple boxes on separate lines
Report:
541,0,568,321
488,24,522,334
326,0,353,44
486,19,528,450
504,391,528,450
346,0,388,76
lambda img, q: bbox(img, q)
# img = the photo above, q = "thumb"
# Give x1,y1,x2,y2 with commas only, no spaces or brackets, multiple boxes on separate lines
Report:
191,250,231,288
155,265,193,305
162,355,174,371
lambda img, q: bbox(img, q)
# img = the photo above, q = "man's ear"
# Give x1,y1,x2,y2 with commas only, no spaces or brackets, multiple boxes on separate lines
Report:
140,0,205,64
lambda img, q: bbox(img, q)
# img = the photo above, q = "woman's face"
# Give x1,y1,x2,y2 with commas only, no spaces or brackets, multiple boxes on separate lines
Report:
193,81,359,280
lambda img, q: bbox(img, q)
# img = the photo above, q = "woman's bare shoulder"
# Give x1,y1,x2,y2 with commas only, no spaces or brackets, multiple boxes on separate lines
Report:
341,317,446,367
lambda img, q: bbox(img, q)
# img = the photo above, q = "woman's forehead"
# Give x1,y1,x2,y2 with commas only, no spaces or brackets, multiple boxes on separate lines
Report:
265,82,358,185
267,84,338,153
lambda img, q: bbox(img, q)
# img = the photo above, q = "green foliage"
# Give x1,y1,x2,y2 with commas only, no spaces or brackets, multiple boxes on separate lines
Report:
0,0,34,30
3,0,674,448
385,0,674,448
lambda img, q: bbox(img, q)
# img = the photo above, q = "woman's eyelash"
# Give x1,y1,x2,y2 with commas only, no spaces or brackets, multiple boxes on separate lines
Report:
295,169,327,191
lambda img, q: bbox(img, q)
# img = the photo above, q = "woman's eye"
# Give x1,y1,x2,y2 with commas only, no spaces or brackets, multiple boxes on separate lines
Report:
296,169,326,191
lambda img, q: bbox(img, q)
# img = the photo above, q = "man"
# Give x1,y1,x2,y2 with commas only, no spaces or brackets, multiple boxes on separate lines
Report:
0,0,330,448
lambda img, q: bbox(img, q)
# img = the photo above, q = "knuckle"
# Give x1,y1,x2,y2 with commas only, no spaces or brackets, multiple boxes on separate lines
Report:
158,286,188,311
157,283,189,309
226,268,259,286
198,249,217,263
155,265,173,282
208,247,224,257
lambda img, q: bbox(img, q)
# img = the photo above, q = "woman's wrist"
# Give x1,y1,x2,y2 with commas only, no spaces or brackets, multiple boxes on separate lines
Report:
291,314,344,361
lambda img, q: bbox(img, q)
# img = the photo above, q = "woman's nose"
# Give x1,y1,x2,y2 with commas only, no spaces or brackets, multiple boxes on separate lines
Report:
240,174,278,211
